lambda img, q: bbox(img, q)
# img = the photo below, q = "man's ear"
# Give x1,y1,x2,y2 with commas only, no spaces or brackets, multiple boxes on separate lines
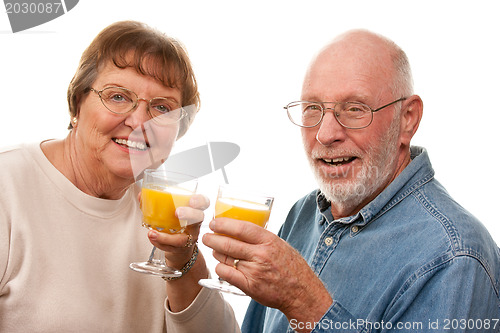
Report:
399,95,423,147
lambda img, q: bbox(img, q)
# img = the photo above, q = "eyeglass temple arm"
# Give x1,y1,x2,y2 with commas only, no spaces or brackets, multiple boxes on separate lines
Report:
372,97,407,113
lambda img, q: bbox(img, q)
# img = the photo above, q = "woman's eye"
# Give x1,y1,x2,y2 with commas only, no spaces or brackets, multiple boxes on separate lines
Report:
150,98,175,115
110,94,127,102
154,104,170,113
102,88,134,104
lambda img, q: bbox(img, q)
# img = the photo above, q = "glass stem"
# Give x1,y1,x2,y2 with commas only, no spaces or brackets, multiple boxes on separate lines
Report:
148,246,165,266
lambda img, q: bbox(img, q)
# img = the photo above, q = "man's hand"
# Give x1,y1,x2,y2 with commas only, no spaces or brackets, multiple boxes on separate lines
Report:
202,217,333,332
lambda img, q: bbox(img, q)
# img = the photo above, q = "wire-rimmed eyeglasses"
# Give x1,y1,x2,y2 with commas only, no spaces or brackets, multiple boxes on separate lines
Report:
284,97,407,129
90,86,186,125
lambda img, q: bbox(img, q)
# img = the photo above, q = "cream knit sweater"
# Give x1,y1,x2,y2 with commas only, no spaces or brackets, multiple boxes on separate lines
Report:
0,143,239,333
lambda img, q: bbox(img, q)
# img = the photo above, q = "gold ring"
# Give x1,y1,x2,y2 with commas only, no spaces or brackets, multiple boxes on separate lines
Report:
184,234,194,248
233,259,240,269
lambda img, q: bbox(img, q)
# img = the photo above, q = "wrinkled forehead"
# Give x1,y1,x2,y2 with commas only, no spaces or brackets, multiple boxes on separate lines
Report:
302,38,395,100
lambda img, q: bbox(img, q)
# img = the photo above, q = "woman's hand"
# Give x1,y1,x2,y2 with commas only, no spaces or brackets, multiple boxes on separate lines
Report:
145,193,210,312
148,194,210,269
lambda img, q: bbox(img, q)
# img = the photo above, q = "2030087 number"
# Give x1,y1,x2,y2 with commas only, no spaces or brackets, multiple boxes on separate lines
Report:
443,318,499,330
5,2,63,14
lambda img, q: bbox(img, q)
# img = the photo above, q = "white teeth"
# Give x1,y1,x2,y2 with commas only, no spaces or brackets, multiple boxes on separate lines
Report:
324,157,352,163
114,138,147,151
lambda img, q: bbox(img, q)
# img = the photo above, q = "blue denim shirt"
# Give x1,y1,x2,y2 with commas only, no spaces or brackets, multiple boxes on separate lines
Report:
242,147,500,332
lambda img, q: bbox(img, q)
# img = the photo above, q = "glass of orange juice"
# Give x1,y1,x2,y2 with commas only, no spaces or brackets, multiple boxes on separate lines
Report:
198,185,274,295
130,169,197,278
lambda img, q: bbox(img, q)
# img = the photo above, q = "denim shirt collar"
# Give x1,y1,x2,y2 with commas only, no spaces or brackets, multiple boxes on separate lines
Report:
316,146,435,228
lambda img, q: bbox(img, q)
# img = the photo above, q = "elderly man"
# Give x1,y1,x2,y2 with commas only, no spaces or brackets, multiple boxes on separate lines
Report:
203,29,500,332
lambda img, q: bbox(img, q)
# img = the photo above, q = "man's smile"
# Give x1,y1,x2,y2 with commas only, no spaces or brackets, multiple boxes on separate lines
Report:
320,156,357,167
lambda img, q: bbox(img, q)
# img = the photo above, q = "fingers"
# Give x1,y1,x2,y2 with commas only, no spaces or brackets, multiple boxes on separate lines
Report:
190,193,210,210
202,217,274,270
147,194,208,251
149,230,195,253
149,230,199,269
212,251,239,267
208,217,267,244
214,258,247,285
202,230,259,263
209,249,252,291
176,194,210,226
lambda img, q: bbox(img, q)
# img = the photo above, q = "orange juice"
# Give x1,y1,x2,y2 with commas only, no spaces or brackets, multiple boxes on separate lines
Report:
215,197,271,228
141,186,192,233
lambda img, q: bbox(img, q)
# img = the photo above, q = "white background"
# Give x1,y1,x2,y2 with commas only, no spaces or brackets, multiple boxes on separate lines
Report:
1,0,499,325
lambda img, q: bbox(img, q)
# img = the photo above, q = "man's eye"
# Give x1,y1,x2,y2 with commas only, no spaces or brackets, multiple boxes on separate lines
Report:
344,104,368,114
304,104,321,112
346,106,362,112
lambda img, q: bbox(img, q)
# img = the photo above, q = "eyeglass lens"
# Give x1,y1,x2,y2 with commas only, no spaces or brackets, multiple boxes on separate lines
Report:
287,102,372,129
98,87,183,124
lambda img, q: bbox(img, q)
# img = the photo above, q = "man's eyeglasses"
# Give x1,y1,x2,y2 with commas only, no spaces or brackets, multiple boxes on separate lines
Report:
284,97,406,129
90,86,186,125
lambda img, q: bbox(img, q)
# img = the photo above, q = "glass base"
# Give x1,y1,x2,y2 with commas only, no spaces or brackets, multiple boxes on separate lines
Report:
142,222,185,234
129,261,182,278
198,278,246,296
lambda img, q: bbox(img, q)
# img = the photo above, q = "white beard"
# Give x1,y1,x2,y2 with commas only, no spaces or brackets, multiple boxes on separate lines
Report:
310,117,401,216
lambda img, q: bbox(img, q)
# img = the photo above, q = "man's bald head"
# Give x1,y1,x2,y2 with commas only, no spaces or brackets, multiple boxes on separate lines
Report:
305,29,413,99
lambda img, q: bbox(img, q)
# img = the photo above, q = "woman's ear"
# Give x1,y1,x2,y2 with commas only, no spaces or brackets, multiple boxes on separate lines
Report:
399,95,423,147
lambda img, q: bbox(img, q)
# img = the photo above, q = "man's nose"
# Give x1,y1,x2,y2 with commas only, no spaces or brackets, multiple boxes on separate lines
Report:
315,108,348,146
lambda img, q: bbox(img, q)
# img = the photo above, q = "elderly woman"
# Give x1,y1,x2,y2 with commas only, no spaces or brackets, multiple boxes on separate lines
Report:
0,21,238,332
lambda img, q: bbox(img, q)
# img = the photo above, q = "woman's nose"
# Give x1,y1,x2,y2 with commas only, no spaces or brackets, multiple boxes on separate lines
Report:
124,99,151,128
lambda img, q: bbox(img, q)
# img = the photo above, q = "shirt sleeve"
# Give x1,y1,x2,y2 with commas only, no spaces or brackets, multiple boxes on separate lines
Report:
241,299,266,333
0,209,10,294
165,286,241,333
310,255,500,333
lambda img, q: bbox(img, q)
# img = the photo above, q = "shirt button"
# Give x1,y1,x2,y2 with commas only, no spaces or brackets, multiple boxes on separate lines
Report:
324,237,333,246
351,225,359,233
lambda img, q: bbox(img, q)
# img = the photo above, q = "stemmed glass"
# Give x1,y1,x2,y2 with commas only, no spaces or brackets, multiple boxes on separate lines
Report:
199,185,274,295
130,169,197,278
